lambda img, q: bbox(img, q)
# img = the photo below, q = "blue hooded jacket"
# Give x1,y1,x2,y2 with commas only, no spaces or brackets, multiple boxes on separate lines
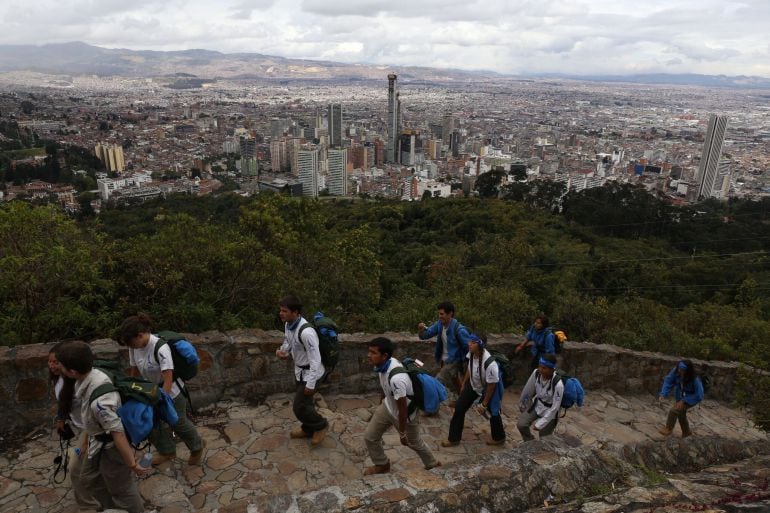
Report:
525,326,556,357
419,318,470,364
659,367,704,406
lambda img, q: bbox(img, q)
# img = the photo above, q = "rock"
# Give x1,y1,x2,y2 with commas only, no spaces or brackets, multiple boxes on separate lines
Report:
138,474,191,508
0,476,21,499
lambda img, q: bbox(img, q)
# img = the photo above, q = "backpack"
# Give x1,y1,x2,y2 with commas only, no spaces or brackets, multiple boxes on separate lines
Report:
155,330,200,382
482,349,515,388
89,360,178,447
298,312,340,372
388,357,448,415
546,328,568,354
700,374,711,395
542,369,585,415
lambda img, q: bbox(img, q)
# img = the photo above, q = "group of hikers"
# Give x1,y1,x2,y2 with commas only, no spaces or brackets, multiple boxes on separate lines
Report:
45,297,706,513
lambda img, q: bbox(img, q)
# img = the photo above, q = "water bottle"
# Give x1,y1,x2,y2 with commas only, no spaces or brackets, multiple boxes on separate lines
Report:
138,451,153,469
74,447,81,457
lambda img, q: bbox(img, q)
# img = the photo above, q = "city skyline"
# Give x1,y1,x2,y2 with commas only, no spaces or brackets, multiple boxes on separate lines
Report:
1,1,769,78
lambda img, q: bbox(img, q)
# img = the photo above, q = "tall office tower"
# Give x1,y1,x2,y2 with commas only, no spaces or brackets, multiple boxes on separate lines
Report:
327,148,348,196
399,130,423,166
450,131,461,158
386,74,400,163
374,139,385,166
287,137,301,176
297,147,320,197
695,114,729,200
441,113,455,143
270,139,289,172
328,103,343,148
240,137,257,159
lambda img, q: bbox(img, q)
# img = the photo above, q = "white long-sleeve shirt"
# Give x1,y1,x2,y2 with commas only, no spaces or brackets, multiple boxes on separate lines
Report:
74,368,124,458
519,368,564,430
279,316,325,390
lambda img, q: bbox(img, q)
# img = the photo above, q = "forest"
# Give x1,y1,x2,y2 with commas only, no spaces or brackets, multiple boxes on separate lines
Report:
1,184,768,428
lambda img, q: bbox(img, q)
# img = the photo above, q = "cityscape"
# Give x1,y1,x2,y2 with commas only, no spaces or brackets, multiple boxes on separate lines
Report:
1,43,769,213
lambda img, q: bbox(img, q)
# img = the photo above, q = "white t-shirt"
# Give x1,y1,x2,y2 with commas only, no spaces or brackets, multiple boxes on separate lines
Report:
467,350,500,394
129,334,182,398
440,326,449,362
379,358,415,420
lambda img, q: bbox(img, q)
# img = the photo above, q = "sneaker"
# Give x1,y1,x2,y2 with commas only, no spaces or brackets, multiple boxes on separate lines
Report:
363,462,391,475
290,427,311,439
658,426,672,436
485,436,505,446
188,440,207,466
311,426,328,446
151,452,176,466
440,440,459,447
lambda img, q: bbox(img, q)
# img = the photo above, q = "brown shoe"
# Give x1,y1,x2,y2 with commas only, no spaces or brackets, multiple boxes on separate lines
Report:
440,440,459,447
364,462,391,475
681,431,692,438
425,461,442,470
290,427,311,439
485,436,505,446
151,452,176,466
658,426,672,436
311,427,328,446
188,440,207,466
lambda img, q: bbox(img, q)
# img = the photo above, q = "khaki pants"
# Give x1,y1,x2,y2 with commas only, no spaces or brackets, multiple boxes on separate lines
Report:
70,432,100,509
364,403,437,469
149,392,202,455
80,443,144,513
666,404,692,436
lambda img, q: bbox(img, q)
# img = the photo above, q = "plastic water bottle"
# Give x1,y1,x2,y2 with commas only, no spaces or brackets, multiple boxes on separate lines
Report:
74,447,81,457
138,451,153,469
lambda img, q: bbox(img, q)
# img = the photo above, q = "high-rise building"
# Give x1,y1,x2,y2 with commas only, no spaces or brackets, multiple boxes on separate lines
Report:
327,148,348,196
297,147,320,197
386,74,400,163
94,143,125,173
441,113,455,143
695,114,729,200
328,104,343,148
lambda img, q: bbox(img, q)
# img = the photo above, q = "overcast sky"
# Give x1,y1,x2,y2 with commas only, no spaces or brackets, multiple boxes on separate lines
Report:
2,0,769,77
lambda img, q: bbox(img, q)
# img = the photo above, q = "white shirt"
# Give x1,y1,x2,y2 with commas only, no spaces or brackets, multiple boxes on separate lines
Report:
74,368,124,458
520,368,564,430
55,376,85,430
279,316,325,390
129,334,181,399
379,357,416,421
467,350,499,395
440,326,449,362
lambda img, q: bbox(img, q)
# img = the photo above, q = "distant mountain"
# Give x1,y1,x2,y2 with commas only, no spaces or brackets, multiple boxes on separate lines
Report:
1,42,768,89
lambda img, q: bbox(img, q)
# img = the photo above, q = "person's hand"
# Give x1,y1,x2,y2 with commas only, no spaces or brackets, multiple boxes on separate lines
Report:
476,404,487,415
532,424,540,432
303,387,315,396
519,402,527,413
399,432,409,446
658,396,665,403
674,400,685,411
132,462,153,477
514,343,524,354
276,349,289,360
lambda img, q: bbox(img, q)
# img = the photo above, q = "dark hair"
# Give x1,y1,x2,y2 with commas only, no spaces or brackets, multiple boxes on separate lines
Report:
535,314,549,327
56,341,94,375
679,359,696,384
117,314,154,346
279,295,302,314
48,341,66,385
49,342,75,418
436,301,455,315
368,337,394,358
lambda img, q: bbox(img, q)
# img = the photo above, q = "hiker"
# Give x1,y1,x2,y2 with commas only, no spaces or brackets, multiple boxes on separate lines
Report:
418,301,471,394
49,342,100,510
55,341,150,513
275,295,329,446
516,354,563,441
442,333,506,447
118,314,206,466
658,359,704,438
515,314,556,372
363,337,441,475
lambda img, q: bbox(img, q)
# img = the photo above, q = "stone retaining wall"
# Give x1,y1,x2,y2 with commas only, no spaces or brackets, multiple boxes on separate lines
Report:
0,331,746,437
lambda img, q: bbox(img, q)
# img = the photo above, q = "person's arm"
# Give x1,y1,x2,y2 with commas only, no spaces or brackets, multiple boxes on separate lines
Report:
658,367,676,400
160,369,173,395
111,431,151,476
456,324,471,353
301,327,324,394
418,321,440,340
156,344,176,394
544,331,556,355
519,370,537,410
127,366,140,378
477,381,498,414
396,396,409,446
276,329,292,359
515,328,533,353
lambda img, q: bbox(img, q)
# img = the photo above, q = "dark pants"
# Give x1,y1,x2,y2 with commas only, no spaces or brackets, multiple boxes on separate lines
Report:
448,384,505,443
666,404,691,436
80,444,144,513
293,380,328,434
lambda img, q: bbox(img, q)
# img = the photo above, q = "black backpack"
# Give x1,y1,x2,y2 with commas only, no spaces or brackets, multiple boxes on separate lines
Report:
482,349,515,388
154,330,200,382
298,312,340,372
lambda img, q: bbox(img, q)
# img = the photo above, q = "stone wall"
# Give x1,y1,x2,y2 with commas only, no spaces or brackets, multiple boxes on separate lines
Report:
0,331,746,437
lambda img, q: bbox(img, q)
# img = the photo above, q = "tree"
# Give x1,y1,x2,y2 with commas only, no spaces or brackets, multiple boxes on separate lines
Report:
475,169,506,198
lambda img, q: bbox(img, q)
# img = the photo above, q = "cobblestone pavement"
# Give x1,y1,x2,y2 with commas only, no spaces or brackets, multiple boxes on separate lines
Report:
0,388,766,513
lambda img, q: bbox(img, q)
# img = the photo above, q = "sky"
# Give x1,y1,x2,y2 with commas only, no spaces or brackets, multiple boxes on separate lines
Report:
1,0,769,77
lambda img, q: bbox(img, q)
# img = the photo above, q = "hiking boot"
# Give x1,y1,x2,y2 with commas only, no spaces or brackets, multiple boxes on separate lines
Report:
152,452,176,466
658,426,672,436
188,440,207,466
311,427,328,446
485,436,505,446
290,427,311,439
363,462,391,475
425,461,442,470
440,440,459,447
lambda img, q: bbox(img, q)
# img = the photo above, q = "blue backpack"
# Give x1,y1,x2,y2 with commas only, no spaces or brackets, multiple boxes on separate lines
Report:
388,358,448,415
549,370,585,415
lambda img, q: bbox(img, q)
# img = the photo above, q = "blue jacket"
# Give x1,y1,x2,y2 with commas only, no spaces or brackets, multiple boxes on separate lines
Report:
659,367,704,406
525,326,555,357
419,318,470,364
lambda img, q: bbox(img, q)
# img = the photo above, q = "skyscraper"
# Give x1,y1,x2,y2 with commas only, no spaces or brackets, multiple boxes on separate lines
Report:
386,74,400,164
441,113,455,144
297,147,320,197
328,103,343,148
695,114,729,200
327,148,348,196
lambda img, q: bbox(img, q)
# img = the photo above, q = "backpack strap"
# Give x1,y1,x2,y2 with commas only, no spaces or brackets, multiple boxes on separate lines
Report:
387,366,417,414
89,381,117,405
153,336,168,366
297,322,313,351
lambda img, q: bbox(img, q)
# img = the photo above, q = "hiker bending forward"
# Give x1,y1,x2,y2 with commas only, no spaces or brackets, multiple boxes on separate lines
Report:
658,359,704,438
56,341,150,513
517,354,563,441
118,314,205,466
443,333,506,447
363,337,440,475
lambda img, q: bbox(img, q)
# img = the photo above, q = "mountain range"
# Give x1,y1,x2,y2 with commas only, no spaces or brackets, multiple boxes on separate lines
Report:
1,42,770,89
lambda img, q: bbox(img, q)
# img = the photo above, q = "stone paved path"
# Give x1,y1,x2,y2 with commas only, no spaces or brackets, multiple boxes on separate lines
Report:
0,388,766,513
